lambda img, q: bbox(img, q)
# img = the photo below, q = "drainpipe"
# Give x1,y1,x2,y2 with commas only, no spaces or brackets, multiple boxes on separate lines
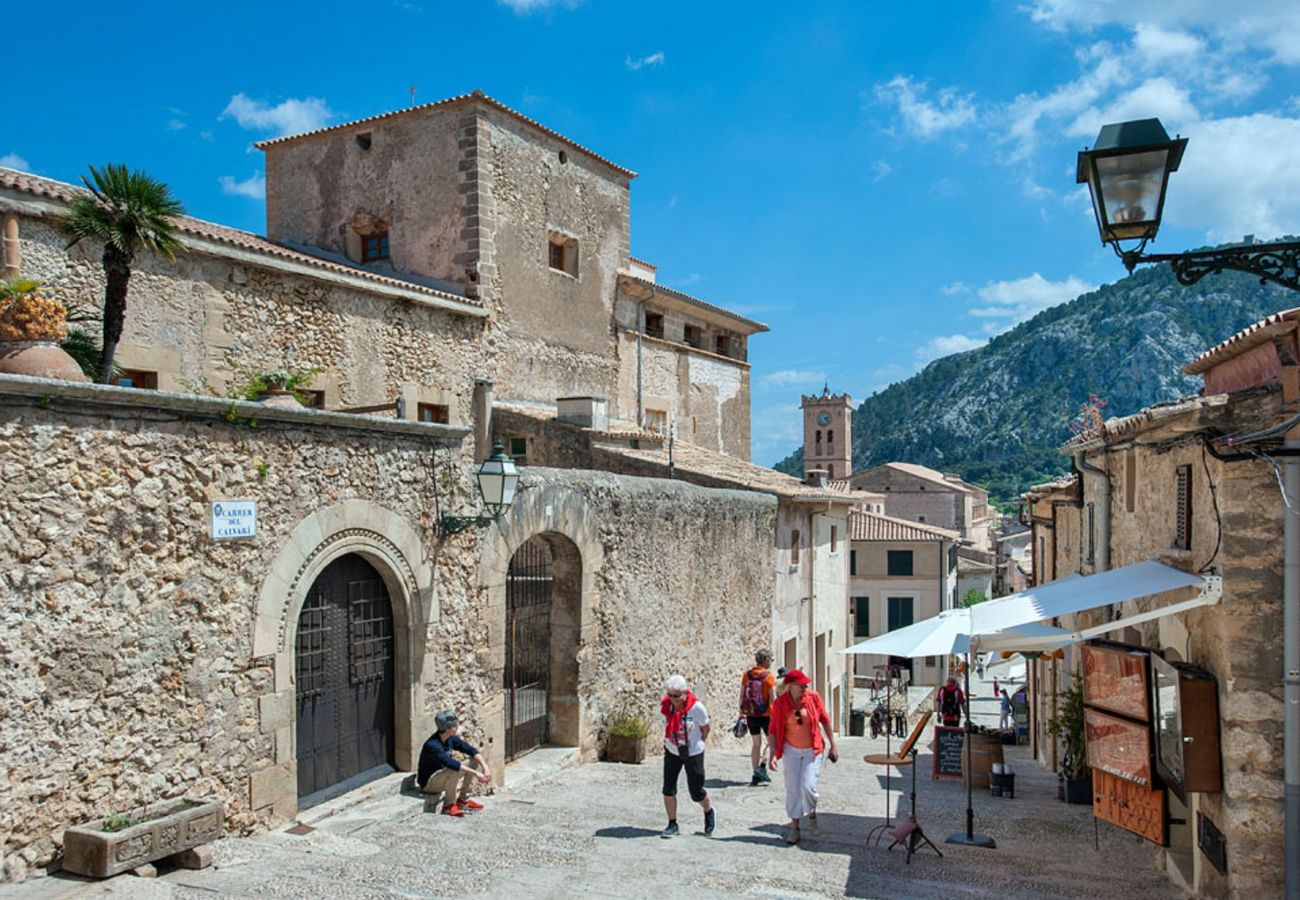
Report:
636,297,646,428
1074,450,1110,573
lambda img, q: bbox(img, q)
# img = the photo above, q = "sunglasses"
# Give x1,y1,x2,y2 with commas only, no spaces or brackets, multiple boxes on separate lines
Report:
794,709,805,726
667,692,683,699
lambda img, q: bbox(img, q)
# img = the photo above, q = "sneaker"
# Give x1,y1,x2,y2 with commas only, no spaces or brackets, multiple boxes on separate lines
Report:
785,826,800,845
704,808,716,836
750,773,762,787
458,798,484,810
442,804,464,817
661,821,679,839
756,766,772,784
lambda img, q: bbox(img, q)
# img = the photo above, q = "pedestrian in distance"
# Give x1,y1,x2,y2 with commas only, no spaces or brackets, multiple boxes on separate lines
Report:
416,710,492,816
660,674,715,838
936,674,965,729
767,669,837,845
1000,689,1013,730
740,648,777,786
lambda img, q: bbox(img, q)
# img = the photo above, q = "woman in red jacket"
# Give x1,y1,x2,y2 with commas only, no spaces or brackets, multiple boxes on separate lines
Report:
767,669,838,844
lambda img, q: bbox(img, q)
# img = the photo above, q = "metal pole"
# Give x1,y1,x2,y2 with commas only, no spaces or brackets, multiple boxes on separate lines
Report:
946,651,996,848
1284,445,1300,900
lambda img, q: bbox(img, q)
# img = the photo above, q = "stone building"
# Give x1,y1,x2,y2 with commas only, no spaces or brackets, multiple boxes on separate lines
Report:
847,511,959,686
849,462,995,554
801,387,852,480
0,91,787,880
1024,309,1299,898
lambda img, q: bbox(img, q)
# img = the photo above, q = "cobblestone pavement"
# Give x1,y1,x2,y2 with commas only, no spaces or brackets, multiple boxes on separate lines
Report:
5,678,1182,900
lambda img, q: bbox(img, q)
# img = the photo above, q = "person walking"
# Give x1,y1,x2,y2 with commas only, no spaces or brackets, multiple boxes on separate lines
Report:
767,669,837,845
740,649,777,786
936,674,965,729
999,689,1013,730
660,674,715,838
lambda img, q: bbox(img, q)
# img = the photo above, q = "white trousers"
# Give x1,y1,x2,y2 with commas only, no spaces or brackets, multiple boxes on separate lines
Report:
782,746,823,821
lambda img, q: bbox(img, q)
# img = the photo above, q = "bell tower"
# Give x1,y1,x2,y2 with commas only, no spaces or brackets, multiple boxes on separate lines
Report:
801,385,853,480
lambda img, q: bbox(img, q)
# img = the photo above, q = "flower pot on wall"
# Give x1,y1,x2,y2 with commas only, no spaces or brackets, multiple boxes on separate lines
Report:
61,797,223,878
604,735,647,764
0,340,89,382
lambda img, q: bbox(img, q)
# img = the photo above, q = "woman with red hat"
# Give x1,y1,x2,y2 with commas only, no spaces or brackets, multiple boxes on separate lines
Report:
766,668,837,844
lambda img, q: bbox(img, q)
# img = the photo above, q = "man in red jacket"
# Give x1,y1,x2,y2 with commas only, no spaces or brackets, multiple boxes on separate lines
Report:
936,674,965,728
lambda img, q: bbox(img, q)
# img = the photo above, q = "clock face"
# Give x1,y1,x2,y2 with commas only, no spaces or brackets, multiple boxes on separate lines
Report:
817,412,831,426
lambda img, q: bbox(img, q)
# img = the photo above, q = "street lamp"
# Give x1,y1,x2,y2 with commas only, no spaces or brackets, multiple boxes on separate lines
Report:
440,443,520,534
1078,117,1300,289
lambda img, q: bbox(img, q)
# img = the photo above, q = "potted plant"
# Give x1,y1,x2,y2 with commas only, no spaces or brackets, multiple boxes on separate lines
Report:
0,278,88,382
604,710,650,764
1049,672,1092,804
62,797,223,877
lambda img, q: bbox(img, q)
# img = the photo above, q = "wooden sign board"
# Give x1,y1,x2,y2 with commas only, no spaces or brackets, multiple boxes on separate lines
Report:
932,725,964,781
899,711,932,759
1082,642,1150,722
1085,708,1153,787
1093,769,1166,845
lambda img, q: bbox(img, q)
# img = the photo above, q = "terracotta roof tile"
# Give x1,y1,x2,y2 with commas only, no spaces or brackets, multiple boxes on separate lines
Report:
849,510,958,542
254,90,637,180
0,167,482,312
618,274,770,333
1183,307,1300,375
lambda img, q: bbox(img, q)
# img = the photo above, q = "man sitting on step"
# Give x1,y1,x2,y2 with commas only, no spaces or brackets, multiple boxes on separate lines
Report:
417,709,492,816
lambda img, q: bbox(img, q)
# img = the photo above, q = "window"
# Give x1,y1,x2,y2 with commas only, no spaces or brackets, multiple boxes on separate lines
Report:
1087,502,1096,564
509,436,528,465
791,529,801,566
299,389,326,409
827,464,835,478
850,549,857,576
361,229,389,263
116,369,158,390
816,430,822,447
683,324,702,349
830,525,839,553
783,638,797,671
948,544,958,572
853,597,870,637
1174,464,1192,550
644,312,664,339
547,233,578,276
1125,450,1137,513
644,408,667,435
925,656,937,668
827,429,834,449
887,550,913,576
715,334,729,356
887,597,914,631
917,515,926,522
355,132,372,150
417,403,449,424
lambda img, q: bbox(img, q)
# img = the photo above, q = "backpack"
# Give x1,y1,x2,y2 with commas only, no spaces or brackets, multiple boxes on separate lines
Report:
940,686,961,720
741,671,769,716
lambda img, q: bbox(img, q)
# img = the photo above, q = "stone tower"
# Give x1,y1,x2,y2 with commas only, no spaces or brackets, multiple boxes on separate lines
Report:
801,385,853,480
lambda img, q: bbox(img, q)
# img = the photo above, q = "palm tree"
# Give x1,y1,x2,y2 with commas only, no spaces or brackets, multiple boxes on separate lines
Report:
58,164,184,383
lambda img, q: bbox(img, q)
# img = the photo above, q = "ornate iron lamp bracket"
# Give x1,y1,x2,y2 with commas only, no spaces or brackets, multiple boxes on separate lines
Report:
1121,240,1300,292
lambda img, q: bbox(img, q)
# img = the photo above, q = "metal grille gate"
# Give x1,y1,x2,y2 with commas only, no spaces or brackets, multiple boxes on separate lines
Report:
295,554,395,800
505,536,553,760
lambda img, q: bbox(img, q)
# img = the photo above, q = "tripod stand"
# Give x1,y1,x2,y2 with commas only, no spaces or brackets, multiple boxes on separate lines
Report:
886,749,943,864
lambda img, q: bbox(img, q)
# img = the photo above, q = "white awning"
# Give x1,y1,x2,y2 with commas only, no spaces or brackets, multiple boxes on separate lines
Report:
839,609,1071,659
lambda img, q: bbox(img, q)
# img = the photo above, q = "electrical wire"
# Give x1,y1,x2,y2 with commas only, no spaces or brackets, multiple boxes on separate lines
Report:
1198,443,1222,573
1259,451,1300,516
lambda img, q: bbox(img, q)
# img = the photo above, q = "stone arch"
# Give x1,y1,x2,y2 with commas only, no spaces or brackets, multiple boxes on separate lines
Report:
480,482,604,775
254,500,432,779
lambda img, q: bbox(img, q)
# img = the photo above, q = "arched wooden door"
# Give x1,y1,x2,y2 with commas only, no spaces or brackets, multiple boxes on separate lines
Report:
505,536,553,760
295,554,395,802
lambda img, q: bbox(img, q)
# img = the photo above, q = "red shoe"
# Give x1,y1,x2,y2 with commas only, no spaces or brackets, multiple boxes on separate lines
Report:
442,804,464,817
458,798,484,810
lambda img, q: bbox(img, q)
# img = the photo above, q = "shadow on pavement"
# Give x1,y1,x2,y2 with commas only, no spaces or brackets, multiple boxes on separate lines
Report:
703,777,751,789
593,825,664,839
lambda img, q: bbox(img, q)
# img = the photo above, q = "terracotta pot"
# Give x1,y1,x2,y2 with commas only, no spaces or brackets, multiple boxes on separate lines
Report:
0,340,89,382
255,389,301,407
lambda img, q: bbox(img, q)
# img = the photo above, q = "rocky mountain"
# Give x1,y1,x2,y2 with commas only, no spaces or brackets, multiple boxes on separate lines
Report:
774,256,1296,507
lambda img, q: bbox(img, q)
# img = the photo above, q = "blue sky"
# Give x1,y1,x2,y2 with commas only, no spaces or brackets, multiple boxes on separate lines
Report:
7,1,1300,465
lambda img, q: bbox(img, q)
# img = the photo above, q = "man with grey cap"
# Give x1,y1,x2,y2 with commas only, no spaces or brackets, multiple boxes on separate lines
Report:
417,710,492,816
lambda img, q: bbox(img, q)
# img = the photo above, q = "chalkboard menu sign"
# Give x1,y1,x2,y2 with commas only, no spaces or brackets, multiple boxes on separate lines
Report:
932,726,964,780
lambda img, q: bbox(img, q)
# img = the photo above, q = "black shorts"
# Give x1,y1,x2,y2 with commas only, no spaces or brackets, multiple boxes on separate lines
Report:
662,750,707,802
747,716,770,736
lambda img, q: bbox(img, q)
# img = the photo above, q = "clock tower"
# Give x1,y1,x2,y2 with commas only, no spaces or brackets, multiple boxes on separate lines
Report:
801,385,853,480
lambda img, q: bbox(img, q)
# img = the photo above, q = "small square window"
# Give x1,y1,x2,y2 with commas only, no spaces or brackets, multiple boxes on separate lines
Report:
644,409,667,435
715,334,729,356
116,369,158,390
362,230,389,263
644,312,664,339
887,550,913,577
683,324,702,349
299,389,326,409
547,233,578,276
417,403,449,424
509,436,528,466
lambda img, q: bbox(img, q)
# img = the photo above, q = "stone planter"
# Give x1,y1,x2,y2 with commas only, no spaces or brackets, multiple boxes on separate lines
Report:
0,340,89,382
62,798,223,878
255,389,302,407
604,734,647,764
1059,772,1093,805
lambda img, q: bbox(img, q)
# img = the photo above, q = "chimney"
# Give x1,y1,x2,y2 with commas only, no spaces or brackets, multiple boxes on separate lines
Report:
556,395,608,431
805,468,829,488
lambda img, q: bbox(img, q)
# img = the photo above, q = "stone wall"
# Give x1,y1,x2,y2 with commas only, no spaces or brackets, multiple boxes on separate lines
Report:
0,377,775,881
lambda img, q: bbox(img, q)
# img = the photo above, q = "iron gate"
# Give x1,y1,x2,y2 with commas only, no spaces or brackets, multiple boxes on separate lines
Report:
295,554,395,800
505,536,553,760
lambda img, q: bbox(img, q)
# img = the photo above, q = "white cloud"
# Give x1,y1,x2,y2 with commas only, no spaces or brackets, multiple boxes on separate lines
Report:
221,93,334,137
1066,77,1199,139
499,0,579,12
218,171,267,200
760,369,827,388
1132,24,1205,61
968,273,1095,325
0,153,30,171
914,334,987,365
869,160,893,182
941,281,972,296
874,75,977,138
167,119,186,131
625,51,665,71
666,273,702,288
